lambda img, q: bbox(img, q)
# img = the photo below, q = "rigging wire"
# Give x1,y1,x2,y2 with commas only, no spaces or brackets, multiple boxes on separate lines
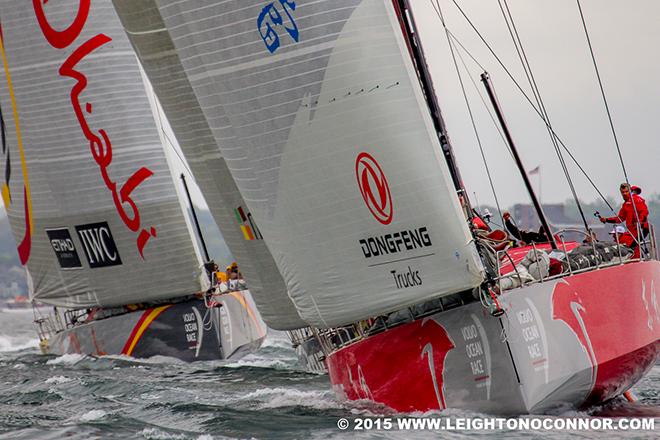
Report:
153,95,196,180
575,0,629,183
447,0,614,211
141,68,198,182
497,0,591,233
453,38,512,157
429,2,511,152
445,28,486,71
165,133,195,179
496,1,543,119
431,0,505,226
575,0,644,243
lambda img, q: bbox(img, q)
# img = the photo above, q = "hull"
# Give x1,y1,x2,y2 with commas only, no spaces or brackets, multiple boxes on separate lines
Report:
1,302,32,310
326,260,660,414
43,291,266,362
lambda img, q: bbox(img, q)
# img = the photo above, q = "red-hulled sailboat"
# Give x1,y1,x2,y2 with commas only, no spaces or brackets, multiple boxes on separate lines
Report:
111,0,659,413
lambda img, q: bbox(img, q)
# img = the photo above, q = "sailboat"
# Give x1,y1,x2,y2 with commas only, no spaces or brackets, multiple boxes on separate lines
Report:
111,0,308,333
111,0,659,413
0,1,266,361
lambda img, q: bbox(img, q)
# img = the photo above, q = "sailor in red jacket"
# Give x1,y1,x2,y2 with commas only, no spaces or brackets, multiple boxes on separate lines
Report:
599,183,649,252
630,185,648,232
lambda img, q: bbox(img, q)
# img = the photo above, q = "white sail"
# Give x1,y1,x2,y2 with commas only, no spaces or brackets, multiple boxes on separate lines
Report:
111,0,307,330
132,0,485,327
0,1,202,308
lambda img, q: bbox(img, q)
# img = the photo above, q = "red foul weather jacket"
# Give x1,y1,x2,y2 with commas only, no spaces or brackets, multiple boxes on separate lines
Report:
604,194,649,235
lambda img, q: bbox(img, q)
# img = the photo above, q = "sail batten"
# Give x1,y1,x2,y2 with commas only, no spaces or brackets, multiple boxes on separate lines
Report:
0,1,202,308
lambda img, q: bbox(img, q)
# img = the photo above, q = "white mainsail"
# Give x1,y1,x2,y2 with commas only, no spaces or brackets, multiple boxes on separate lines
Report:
121,0,485,327
0,1,202,308
111,0,307,330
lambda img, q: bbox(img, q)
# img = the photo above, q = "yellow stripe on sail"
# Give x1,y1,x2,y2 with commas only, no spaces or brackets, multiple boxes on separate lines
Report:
240,225,252,240
1,183,9,207
0,33,33,232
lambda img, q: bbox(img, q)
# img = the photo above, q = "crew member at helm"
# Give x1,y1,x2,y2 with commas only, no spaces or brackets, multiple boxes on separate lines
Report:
599,183,649,255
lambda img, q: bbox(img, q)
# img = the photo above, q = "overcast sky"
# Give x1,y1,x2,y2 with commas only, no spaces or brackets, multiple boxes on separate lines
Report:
2,1,657,220
412,0,660,213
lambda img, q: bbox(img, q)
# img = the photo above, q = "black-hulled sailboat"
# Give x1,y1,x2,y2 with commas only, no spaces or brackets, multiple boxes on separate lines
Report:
0,0,265,361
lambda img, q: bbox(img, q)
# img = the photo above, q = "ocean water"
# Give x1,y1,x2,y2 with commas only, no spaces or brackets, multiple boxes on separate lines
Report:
0,309,657,439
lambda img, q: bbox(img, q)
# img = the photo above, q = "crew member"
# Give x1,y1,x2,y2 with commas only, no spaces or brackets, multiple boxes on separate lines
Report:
502,211,553,245
599,183,649,254
212,263,227,286
632,185,650,237
471,209,490,231
226,262,247,291
582,230,598,244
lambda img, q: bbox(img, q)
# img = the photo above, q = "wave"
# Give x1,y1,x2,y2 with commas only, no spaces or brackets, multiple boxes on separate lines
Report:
0,334,38,352
239,387,339,410
139,428,223,440
101,354,188,365
79,409,107,422
0,308,33,314
46,353,89,365
223,357,292,370
261,331,294,349
140,429,187,440
44,375,73,384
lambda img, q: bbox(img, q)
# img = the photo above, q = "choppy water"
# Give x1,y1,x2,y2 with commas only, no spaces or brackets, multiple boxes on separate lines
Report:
0,309,657,439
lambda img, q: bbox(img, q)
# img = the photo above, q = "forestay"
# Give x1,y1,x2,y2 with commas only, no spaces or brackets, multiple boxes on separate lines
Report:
0,1,202,308
147,0,485,327
111,0,306,330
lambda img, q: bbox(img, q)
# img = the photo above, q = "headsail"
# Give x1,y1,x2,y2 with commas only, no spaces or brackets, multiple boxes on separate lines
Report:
111,0,307,330
0,1,202,308
128,0,485,327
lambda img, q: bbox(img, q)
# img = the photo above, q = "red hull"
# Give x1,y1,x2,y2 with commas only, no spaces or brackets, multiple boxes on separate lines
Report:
326,261,660,413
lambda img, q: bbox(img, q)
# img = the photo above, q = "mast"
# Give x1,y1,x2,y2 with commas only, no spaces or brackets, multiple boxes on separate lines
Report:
481,73,557,250
180,173,211,262
393,1,468,202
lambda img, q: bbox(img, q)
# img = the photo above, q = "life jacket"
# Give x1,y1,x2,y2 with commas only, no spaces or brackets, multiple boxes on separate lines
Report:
216,271,228,284
605,194,649,233
472,216,489,231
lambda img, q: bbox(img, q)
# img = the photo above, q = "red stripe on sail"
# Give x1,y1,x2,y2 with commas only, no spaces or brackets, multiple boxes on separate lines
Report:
17,186,31,265
237,206,247,222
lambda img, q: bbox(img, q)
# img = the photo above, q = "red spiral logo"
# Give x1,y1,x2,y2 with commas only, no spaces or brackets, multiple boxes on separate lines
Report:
356,152,393,225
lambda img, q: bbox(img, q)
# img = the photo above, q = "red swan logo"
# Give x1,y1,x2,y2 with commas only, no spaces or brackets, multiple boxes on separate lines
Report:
355,152,393,225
